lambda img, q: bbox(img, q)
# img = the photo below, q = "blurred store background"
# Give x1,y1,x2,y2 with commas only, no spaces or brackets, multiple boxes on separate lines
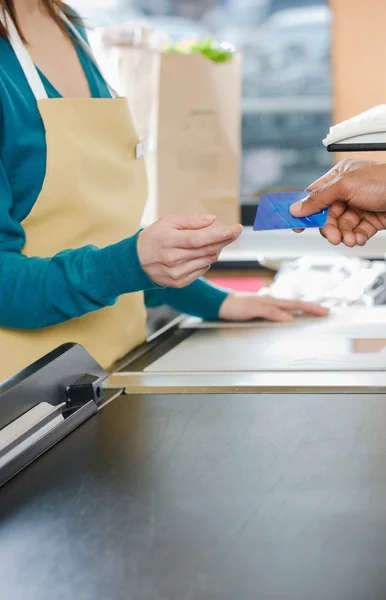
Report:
72,0,333,202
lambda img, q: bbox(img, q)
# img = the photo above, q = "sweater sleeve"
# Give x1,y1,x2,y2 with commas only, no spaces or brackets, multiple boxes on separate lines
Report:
145,277,229,321
0,159,157,330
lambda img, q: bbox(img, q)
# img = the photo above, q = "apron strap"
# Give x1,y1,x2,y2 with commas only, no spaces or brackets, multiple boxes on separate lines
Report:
0,9,117,100
1,10,48,100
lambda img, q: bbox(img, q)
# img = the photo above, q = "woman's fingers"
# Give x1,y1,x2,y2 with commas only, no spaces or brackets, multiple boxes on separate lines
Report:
168,239,233,264
137,215,243,288
251,302,294,322
177,267,213,288
177,224,243,250
258,297,328,316
167,213,217,230
167,256,218,285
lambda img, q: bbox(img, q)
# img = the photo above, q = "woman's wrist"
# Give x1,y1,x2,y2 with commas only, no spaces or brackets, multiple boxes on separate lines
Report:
86,232,160,302
160,278,230,321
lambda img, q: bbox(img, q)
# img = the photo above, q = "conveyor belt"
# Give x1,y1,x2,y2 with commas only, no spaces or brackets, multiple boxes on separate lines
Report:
2,390,386,600
3,309,386,599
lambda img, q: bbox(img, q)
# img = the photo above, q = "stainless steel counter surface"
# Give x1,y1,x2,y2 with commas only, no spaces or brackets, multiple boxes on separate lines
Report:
147,308,386,373
109,308,386,394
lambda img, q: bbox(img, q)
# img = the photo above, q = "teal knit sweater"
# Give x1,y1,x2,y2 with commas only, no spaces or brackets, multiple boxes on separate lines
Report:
0,20,228,329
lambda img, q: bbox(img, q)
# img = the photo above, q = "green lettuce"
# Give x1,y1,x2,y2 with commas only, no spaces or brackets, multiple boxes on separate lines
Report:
165,37,235,63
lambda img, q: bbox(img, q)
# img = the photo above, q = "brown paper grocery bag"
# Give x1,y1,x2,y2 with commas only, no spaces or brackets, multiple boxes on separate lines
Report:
155,53,242,226
111,46,241,226
114,45,159,140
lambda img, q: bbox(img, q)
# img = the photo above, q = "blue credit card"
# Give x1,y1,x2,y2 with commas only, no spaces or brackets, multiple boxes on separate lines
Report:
253,191,328,231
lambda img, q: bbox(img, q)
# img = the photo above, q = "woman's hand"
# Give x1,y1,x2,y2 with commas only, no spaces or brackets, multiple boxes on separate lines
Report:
219,294,328,322
137,214,242,288
290,159,386,246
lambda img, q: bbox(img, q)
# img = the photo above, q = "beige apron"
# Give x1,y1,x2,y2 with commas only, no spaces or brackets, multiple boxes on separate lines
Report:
0,12,148,381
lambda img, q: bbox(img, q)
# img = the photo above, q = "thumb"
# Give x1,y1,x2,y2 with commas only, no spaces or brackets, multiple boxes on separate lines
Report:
166,214,217,230
306,166,340,192
290,177,344,217
306,159,359,192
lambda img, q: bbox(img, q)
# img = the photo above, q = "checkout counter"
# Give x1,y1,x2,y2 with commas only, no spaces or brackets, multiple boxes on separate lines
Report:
2,306,386,599
4,17,386,595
